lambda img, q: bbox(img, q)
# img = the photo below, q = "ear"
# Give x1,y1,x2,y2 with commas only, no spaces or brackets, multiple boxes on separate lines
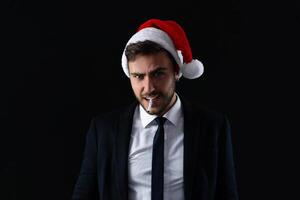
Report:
174,73,180,81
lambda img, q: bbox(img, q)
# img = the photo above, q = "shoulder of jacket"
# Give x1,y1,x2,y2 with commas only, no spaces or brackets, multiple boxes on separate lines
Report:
92,101,137,124
181,97,227,125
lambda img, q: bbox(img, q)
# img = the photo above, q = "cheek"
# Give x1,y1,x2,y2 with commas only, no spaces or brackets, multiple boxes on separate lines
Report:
162,79,175,91
133,86,141,96
130,82,142,96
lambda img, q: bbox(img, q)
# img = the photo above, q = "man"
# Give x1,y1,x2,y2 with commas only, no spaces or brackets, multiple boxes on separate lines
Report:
72,19,239,200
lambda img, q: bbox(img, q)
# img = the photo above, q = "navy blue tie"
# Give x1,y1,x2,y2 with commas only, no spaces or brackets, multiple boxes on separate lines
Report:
151,117,167,200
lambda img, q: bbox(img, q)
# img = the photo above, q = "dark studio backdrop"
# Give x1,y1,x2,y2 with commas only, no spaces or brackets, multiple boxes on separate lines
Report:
1,0,299,199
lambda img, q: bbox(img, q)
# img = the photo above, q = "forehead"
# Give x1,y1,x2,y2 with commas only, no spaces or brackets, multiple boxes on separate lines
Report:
128,52,174,73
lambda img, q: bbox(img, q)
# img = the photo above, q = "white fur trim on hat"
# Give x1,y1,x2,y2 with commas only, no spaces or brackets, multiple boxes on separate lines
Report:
121,27,204,79
121,27,182,77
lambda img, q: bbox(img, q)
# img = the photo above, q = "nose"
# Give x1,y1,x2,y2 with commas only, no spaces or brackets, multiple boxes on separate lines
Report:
143,76,155,94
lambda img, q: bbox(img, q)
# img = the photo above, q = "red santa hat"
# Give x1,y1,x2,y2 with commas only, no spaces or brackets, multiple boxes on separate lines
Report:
121,19,204,79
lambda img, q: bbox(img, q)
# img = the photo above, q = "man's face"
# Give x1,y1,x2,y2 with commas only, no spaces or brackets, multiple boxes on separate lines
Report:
128,52,178,116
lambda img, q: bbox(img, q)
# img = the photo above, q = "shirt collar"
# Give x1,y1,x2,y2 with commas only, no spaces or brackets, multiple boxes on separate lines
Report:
139,93,183,128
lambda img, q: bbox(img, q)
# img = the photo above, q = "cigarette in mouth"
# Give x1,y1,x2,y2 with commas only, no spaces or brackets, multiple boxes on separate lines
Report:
147,98,153,112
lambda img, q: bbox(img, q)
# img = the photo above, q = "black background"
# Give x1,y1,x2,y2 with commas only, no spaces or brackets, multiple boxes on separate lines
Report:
1,0,299,199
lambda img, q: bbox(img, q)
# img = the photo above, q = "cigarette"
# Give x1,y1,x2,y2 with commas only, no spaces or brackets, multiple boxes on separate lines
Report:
147,98,153,112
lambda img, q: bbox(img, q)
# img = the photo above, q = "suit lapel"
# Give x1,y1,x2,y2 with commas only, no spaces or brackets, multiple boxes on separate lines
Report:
114,101,137,200
181,98,203,200
113,98,205,199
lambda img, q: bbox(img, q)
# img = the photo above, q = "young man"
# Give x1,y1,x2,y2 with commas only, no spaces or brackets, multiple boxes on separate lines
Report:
72,19,239,200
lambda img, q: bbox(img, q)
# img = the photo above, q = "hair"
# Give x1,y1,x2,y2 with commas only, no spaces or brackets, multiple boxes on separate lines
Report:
125,40,179,73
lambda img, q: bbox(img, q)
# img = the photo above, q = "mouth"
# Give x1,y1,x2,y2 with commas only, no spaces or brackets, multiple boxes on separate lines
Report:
144,95,159,103
143,95,159,112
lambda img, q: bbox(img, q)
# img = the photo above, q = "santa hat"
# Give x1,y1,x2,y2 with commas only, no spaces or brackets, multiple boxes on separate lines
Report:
121,19,204,79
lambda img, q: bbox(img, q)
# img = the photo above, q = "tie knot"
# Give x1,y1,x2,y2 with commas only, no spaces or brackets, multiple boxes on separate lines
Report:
155,117,167,126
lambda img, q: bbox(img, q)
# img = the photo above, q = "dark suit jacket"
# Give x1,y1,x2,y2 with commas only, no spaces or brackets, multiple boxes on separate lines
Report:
72,98,239,200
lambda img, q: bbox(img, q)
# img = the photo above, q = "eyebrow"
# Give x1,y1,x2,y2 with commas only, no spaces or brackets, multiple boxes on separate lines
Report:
130,72,144,76
130,67,167,76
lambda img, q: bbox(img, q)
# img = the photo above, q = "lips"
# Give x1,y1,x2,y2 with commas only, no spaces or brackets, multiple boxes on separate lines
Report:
144,94,160,103
145,95,158,100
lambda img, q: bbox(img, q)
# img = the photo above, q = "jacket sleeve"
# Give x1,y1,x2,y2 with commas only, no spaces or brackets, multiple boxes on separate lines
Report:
215,115,239,200
72,118,99,200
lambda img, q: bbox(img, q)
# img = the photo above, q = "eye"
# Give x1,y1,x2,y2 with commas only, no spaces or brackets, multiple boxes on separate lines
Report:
153,71,164,78
132,74,144,80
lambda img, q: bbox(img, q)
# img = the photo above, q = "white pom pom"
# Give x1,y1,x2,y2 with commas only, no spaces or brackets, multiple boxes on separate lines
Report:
181,59,204,79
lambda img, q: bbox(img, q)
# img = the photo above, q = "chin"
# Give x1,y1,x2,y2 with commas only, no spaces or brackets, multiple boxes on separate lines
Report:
143,105,158,115
149,107,165,116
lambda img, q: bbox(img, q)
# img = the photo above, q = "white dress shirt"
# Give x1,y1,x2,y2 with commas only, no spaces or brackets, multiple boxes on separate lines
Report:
128,95,184,200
